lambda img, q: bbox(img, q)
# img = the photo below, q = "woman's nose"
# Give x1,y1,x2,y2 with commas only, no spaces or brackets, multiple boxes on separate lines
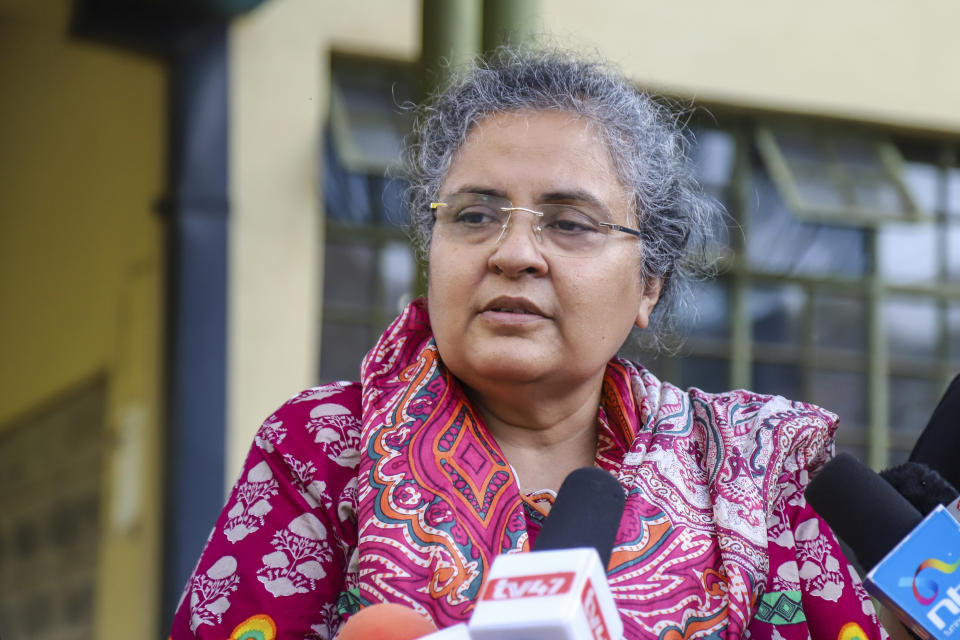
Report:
488,211,549,276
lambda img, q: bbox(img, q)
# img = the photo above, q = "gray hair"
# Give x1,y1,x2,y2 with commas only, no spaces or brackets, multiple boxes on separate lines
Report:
402,47,722,346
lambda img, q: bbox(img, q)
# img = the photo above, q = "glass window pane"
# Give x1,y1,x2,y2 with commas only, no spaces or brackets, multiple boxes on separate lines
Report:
380,241,415,314
677,280,730,339
320,321,371,383
947,168,960,219
691,129,735,188
810,370,866,428
902,161,940,214
751,362,803,400
762,127,919,221
793,168,847,210
747,170,867,277
381,176,410,226
330,62,413,173
885,296,938,361
879,221,938,285
678,356,729,393
793,226,867,278
949,305,960,364
852,179,907,214
834,137,882,168
323,133,374,224
345,107,405,168
323,243,375,307
813,294,866,352
774,129,822,164
751,284,804,345
948,224,960,282
888,375,940,432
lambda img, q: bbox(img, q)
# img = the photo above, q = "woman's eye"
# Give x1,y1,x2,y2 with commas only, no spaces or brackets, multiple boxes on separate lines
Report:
547,212,599,234
455,208,498,225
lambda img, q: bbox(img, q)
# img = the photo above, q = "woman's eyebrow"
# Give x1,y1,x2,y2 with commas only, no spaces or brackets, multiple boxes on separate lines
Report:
449,186,507,198
540,190,613,218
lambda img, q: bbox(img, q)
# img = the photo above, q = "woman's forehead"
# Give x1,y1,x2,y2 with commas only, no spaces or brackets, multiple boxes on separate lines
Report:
461,109,599,149
442,109,629,205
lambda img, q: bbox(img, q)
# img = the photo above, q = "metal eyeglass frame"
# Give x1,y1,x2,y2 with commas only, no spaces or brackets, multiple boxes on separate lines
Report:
429,200,643,247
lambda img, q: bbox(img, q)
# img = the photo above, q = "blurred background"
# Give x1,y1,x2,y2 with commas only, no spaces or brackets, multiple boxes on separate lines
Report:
1,0,958,637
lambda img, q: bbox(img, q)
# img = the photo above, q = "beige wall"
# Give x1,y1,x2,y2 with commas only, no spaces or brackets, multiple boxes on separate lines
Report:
0,1,166,637
543,0,960,134
227,0,419,483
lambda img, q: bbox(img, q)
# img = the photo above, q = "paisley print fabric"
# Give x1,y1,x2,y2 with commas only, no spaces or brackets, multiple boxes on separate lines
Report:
169,299,889,640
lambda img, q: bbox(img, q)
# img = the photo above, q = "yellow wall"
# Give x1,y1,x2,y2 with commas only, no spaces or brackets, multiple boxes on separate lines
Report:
0,1,166,637
544,0,960,134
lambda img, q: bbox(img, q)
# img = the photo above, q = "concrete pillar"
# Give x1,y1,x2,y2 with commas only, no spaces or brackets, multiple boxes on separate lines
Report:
482,0,538,51
419,0,481,98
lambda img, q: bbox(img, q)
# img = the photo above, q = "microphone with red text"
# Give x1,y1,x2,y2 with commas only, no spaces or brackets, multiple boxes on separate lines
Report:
806,453,960,640
467,466,626,640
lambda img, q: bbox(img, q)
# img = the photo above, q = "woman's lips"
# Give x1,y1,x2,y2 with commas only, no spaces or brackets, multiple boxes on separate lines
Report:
479,297,548,325
479,308,546,324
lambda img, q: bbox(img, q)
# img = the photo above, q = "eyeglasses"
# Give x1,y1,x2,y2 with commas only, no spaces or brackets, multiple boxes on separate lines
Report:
429,193,642,258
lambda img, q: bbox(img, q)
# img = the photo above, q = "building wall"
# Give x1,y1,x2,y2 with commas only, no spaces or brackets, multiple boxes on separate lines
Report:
544,0,960,134
0,0,166,636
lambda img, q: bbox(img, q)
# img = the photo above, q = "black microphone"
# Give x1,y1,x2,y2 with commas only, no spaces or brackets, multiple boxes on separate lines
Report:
880,461,959,516
806,452,923,571
909,373,960,491
533,466,626,568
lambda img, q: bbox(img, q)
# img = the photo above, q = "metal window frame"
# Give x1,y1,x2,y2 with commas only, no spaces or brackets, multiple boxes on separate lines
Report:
640,119,960,469
755,123,931,227
320,54,419,384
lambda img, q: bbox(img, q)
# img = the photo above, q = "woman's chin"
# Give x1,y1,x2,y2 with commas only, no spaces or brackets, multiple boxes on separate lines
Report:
448,354,553,390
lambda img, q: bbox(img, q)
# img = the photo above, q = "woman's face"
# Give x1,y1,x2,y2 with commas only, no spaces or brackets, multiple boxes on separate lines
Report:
427,110,660,395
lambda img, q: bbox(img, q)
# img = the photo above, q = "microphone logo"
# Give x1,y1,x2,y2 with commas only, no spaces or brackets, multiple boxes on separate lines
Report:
581,579,612,640
910,556,960,633
481,571,576,601
911,557,960,605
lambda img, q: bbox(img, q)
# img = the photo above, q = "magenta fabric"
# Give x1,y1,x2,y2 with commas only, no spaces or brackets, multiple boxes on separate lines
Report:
169,300,888,640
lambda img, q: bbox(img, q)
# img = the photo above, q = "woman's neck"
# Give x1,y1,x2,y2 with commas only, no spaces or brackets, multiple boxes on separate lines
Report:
466,380,603,493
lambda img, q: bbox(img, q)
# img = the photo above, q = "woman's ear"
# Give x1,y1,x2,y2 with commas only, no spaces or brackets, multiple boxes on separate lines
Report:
635,278,662,329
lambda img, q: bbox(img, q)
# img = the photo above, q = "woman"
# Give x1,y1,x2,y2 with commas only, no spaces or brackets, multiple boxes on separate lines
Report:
170,50,889,640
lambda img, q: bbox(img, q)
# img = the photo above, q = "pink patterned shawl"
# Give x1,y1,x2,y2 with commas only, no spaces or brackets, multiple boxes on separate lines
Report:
352,299,839,638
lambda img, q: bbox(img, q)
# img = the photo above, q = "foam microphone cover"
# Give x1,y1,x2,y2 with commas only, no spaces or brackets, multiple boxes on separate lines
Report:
880,461,959,515
806,452,923,570
336,602,438,640
909,372,960,490
533,466,626,568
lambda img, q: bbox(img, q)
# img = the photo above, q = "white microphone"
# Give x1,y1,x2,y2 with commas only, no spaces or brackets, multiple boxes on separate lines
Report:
468,547,620,640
